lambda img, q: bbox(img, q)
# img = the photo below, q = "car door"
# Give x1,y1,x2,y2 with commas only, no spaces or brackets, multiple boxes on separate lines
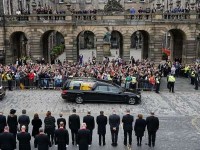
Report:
90,85,109,101
106,85,124,102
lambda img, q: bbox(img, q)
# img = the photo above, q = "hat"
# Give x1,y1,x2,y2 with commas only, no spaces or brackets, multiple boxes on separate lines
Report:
10,109,16,114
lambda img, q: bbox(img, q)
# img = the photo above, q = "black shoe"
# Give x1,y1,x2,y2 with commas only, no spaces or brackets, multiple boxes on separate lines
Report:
152,143,155,147
111,143,115,146
140,143,142,146
148,144,151,147
99,143,101,146
115,143,118,146
72,142,74,145
103,143,106,146
137,143,139,146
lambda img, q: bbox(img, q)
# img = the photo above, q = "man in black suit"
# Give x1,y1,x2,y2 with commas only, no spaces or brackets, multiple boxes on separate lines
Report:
0,112,6,133
96,111,107,146
109,110,120,146
54,122,69,150
77,123,90,150
68,109,80,145
122,109,134,146
34,128,51,150
0,126,16,150
17,125,31,150
146,112,159,147
18,109,30,132
57,113,66,129
83,111,95,144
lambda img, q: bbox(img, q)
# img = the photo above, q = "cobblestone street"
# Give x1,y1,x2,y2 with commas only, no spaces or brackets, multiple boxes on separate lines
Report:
0,78,200,150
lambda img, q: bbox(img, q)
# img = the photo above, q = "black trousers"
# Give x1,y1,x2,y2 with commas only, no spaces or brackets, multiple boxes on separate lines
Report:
124,130,132,145
137,136,142,145
148,131,156,146
111,128,119,144
168,82,174,92
71,129,78,144
58,143,67,150
89,129,93,144
98,134,105,145
155,83,160,93
8,80,12,90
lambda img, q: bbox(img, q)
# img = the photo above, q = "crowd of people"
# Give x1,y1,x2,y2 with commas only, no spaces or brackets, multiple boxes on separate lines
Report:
0,108,159,150
0,57,162,92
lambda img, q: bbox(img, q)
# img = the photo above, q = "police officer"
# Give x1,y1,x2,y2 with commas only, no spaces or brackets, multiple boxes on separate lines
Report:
167,73,175,93
6,71,13,91
194,71,199,90
190,70,195,85
155,73,161,93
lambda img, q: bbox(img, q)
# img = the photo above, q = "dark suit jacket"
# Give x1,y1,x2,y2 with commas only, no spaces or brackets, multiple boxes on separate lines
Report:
96,115,107,135
134,118,146,137
0,115,6,133
0,132,16,150
17,132,31,150
122,114,134,131
109,114,120,129
18,114,30,126
57,117,66,128
34,133,51,150
68,114,80,131
83,115,95,131
7,115,18,134
54,128,69,145
146,116,159,132
77,129,90,150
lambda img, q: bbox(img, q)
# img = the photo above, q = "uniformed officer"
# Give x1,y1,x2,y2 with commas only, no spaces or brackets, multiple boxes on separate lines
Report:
194,71,199,90
167,74,175,93
190,70,195,85
155,74,161,93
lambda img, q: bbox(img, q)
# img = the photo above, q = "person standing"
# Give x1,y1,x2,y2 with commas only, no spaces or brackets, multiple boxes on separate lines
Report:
68,109,80,145
0,112,6,133
109,110,120,146
7,109,18,143
77,123,90,150
96,111,107,146
194,71,199,90
17,125,31,150
6,71,13,91
146,112,159,147
83,111,95,144
155,73,161,93
134,114,146,146
54,122,69,150
34,128,51,150
122,109,134,146
167,73,175,93
0,126,16,150
32,113,42,138
18,109,30,132
57,112,66,129
44,111,56,145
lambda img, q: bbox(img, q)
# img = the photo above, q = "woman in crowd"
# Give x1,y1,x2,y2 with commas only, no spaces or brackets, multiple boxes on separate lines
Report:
31,113,42,138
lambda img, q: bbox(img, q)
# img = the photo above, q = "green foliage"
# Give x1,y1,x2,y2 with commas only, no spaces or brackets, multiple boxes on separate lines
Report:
50,44,65,57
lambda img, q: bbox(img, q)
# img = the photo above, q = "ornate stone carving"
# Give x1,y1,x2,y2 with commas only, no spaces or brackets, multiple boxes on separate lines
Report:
104,0,124,13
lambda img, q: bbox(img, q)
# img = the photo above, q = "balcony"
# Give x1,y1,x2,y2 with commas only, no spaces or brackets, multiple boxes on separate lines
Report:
1,12,200,26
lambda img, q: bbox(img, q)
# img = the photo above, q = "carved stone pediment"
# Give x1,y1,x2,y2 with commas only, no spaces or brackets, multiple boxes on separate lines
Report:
104,0,124,13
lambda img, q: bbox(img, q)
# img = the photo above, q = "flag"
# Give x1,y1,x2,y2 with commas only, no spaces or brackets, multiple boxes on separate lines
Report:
162,48,170,56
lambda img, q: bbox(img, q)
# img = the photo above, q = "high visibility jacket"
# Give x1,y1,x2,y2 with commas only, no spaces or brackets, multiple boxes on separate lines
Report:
168,75,175,82
184,66,190,73
131,76,137,83
191,71,195,78
107,74,112,81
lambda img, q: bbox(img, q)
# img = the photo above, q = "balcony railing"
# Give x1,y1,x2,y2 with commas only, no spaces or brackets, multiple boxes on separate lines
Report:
2,12,200,25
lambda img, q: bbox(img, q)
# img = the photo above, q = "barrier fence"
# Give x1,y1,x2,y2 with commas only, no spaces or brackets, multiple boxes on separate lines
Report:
1,78,157,91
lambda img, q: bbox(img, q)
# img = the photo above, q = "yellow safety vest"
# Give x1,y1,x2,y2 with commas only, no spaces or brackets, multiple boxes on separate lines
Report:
131,76,137,83
191,71,195,78
168,75,175,82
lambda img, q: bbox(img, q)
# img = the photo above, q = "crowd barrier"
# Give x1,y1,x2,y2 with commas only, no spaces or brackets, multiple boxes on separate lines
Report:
1,78,157,91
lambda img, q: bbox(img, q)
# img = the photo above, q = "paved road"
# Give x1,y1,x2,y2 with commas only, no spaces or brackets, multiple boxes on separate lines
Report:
0,77,200,150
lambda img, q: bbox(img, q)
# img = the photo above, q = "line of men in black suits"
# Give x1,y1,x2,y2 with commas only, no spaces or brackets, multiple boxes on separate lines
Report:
0,109,159,150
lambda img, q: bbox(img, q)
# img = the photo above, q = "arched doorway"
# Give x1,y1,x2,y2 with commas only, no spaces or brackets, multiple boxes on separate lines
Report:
110,31,123,59
42,30,65,63
10,32,28,62
163,29,186,63
77,31,96,63
130,30,149,60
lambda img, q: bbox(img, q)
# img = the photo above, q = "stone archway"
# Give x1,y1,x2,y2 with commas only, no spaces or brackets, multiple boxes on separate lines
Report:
77,30,96,63
41,30,65,64
130,30,149,60
110,30,123,59
10,31,28,63
166,29,186,63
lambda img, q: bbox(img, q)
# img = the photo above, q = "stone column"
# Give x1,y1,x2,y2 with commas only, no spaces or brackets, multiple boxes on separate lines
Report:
96,37,104,62
123,33,131,62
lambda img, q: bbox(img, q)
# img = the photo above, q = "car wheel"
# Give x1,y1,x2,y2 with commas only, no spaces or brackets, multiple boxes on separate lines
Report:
75,96,83,104
128,97,136,105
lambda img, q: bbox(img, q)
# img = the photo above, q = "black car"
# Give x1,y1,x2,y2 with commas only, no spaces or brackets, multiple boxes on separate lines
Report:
61,78,141,105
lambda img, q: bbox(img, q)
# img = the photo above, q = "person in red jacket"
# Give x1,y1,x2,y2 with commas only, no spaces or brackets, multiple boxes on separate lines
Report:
28,70,35,89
